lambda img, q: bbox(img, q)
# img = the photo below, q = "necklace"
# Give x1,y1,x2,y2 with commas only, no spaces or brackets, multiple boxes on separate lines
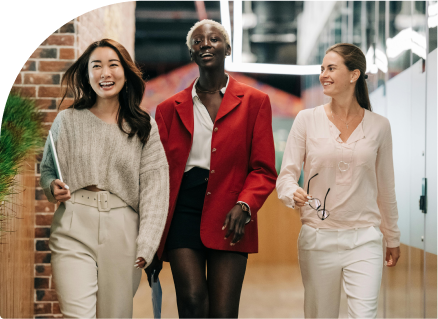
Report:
330,106,360,129
195,83,222,94
338,142,356,172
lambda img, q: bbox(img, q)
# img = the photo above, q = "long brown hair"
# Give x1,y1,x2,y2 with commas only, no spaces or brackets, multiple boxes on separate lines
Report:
60,39,151,143
326,43,372,111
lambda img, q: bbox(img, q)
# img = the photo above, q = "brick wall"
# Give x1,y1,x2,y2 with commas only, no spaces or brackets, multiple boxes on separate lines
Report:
11,3,136,317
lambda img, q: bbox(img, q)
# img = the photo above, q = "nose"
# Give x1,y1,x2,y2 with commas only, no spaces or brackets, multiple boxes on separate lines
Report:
200,38,211,49
101,66,111,79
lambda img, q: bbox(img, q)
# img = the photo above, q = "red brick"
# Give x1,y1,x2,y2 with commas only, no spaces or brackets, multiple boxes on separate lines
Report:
60,23,75,33
36,214,53,226
34,302,52,314
36,289,58,301
42,34,74,46
35,227,51,238
24,74,60,85
53,302,61,314
22,60,36,71
35,200,55,213
35,177,41,187
40,61,73,72
35,98,57,110
59,48,75,59
38,86,61,98
11,86,36,97
31,48,57,59
36,239,50,251
35,252,51,264
58,97,74,110
35,277,50,289
14,73,22,84
36,189,46,200
35,264,52,276
42,111,58,122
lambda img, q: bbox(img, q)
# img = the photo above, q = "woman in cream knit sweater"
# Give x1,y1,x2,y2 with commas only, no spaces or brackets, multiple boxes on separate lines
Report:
40,39,169,318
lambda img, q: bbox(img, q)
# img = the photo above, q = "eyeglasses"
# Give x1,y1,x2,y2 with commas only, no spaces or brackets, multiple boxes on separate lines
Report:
307,173,331,220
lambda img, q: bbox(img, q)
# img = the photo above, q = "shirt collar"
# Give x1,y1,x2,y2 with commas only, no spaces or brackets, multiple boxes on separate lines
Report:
192,74,230,100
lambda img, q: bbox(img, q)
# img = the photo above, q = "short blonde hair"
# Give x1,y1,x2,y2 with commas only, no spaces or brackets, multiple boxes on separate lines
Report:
186,19,231,51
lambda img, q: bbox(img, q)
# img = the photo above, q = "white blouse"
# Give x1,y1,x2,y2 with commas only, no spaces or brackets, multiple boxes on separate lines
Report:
184,75,229,172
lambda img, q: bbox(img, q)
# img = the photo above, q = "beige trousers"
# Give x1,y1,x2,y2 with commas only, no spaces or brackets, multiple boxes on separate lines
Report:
49,190,142,318
298,224,384,319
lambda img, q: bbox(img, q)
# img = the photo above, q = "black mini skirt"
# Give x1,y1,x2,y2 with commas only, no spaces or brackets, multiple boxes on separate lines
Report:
165,167,248,258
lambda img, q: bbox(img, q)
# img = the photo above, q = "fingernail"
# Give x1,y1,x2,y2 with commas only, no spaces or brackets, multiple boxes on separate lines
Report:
222,226,225,230
230,243,235,246
307,196,312,199
64,185,69,189
135,259,140,262
134,264,138,268
304,202,309,205
224,237,227,240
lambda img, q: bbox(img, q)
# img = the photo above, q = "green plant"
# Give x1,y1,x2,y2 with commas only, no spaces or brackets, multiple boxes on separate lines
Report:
0,93,45,231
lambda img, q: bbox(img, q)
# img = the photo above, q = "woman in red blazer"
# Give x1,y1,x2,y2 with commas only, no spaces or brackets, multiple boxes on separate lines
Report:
146,19,277,318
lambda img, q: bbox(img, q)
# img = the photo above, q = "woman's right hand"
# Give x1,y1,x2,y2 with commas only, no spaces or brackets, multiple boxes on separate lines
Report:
51,179,71,202
293,187,311,207
145,254,163,287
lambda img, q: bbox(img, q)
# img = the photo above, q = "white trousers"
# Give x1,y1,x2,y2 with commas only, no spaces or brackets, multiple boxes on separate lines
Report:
298,224,384,319
49,191,142,318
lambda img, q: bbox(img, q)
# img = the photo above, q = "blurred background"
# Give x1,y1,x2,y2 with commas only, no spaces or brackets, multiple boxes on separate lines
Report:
2,1,437,318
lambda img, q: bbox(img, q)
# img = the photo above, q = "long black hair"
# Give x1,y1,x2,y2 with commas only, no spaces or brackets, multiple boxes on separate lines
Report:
59,39,151,143
326,43,372,111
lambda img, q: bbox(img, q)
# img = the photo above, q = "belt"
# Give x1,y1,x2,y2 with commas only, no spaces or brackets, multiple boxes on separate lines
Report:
70,189,127,212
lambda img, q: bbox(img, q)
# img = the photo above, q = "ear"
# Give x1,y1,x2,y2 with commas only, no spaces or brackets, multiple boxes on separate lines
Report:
351,69,360,83
225,44,231,57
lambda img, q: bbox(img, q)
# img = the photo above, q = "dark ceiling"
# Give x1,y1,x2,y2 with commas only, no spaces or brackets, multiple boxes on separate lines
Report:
135,1,303,97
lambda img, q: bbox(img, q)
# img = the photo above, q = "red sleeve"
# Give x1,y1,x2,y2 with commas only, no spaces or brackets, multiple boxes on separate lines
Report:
237,94,277,217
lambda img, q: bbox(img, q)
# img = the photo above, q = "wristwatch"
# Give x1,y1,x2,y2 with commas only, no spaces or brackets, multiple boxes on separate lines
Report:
238,202,249,212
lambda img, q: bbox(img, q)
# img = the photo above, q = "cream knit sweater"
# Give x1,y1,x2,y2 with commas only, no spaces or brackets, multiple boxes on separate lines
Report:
40,108,169,267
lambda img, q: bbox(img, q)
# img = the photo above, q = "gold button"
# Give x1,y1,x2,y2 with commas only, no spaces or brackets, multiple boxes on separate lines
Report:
211,170,215,174
207,192,211,195
212,148,216,152
214,127,218,132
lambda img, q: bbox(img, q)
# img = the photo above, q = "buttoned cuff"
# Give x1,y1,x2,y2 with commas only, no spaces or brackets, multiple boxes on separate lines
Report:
237,201,251,224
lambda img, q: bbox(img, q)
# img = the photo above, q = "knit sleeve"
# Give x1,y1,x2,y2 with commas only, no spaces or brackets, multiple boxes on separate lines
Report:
136,118,169,268
39,111,64,203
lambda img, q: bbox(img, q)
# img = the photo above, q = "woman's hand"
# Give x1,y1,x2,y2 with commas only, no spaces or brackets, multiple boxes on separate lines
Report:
293,187,311,207
51,179,71,202
386,246,400,267
135,257,146,269
223,204,248,246
144,255,163,287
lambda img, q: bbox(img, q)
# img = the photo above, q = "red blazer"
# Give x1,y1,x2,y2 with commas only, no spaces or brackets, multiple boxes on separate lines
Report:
155,75,277,257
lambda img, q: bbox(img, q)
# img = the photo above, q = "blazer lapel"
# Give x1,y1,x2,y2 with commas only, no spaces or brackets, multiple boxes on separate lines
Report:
175,83,195,136
215,76,244,122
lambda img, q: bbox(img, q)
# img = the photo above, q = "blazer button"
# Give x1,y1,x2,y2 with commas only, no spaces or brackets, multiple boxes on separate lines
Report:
214,127,218,132
207,192,211,195
211,170,215,174
212,148,216,152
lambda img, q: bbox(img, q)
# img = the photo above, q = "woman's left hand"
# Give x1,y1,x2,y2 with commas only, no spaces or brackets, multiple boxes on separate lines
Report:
385,246,400,267
135,257,146,269
223,204,248,246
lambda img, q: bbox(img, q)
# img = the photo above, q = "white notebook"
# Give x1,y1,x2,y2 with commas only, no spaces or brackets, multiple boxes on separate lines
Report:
48,130,63,182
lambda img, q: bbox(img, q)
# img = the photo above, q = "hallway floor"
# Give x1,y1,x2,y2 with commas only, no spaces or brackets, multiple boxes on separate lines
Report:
133,263,357,318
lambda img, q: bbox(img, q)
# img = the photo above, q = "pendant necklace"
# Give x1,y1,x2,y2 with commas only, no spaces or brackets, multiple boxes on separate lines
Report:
338,142,356,172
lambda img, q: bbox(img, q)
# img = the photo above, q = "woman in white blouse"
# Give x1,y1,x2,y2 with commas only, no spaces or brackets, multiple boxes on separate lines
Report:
277,43,401,318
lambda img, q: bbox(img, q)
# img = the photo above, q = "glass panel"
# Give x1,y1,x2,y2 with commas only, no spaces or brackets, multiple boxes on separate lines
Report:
429,0,438,52
352,1,362,47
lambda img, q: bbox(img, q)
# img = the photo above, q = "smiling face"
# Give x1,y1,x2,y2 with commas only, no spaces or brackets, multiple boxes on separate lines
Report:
190,23,231,69
320,51,358,98
88,47,126,101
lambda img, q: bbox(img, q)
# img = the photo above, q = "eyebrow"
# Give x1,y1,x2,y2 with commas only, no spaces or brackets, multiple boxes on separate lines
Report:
90,59,120,63
321,64,337,68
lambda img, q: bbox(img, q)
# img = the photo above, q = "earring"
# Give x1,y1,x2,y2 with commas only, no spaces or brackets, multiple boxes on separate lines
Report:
350,80,353,83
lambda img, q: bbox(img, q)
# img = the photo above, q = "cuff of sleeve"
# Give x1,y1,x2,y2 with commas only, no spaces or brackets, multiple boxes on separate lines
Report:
44,180,57,203
237,201,251,224
385,239,400,248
